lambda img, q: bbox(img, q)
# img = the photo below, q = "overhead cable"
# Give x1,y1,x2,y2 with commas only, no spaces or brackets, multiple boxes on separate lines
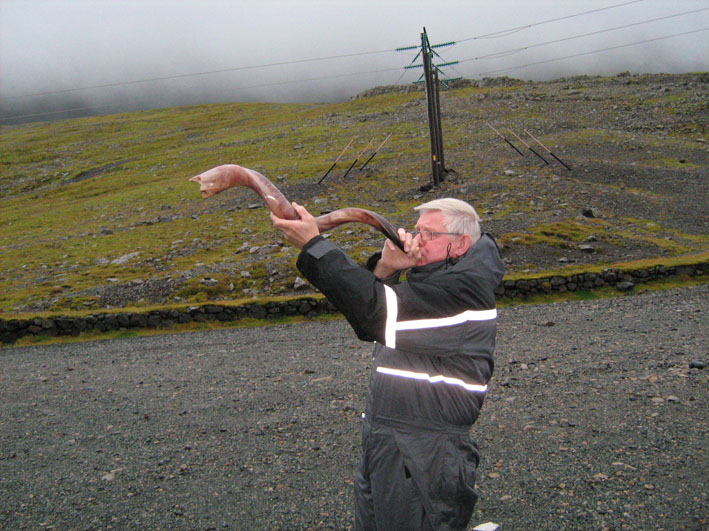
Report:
458,8,709,63
468,28,709,78
457,0,646,41
4,0,650,103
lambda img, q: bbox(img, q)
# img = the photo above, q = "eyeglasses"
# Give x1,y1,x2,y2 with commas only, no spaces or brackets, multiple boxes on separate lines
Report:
413,230,462,242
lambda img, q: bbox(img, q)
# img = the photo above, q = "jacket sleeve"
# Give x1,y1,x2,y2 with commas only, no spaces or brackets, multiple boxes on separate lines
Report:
296,236,389,342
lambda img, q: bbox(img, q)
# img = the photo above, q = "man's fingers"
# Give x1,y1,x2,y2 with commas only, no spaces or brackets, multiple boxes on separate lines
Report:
270,211,286,225
396,227,415,253
291,201,309,220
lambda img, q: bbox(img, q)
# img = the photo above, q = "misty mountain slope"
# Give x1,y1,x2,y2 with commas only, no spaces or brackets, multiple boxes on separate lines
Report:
0,72,706,314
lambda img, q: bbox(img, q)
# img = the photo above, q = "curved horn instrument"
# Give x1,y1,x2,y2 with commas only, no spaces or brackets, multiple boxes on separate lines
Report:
189,164,405,251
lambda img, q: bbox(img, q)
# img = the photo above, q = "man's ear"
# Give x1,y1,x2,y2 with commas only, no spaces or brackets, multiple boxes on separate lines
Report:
455,234,472,257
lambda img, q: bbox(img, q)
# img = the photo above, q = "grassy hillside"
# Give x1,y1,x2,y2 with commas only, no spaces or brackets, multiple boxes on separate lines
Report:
1,73,707,316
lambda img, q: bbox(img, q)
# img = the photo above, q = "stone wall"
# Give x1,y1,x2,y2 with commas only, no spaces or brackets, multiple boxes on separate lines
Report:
494,263,706,299
1,262,706,345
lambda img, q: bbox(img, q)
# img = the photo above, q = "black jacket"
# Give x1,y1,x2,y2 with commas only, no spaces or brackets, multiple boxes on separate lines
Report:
297,233,504,430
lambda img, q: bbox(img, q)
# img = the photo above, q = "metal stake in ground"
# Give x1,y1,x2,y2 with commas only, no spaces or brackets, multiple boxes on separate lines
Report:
318,137,355,184
342,138,374,179
508,129,548,165
360,131,393,171
523,129,572,171
485,122,524,157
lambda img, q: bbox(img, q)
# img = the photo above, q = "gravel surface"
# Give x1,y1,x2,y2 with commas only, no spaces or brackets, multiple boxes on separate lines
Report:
1,285,707,530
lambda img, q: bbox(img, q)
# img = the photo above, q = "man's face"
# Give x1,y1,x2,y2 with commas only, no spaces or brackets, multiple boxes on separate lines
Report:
414,210,460,266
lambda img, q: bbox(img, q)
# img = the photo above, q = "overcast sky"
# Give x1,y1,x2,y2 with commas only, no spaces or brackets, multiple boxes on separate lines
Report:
1,0,707,123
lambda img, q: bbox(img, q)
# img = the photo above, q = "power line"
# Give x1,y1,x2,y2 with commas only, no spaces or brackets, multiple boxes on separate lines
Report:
2,48,398,102
1,65,406,123
458,8,709,64
2,0,649,103
467,28,709,79
3,23,705,124
2,3,704,123
458,0,645,41
393,1,647,51
397,7,706,88
2,26,704,124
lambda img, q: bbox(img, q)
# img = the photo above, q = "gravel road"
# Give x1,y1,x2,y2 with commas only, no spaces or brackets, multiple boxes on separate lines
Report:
1,285,707,530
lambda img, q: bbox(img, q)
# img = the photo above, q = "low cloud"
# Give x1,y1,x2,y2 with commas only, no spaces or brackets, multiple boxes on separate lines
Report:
2,0,707,123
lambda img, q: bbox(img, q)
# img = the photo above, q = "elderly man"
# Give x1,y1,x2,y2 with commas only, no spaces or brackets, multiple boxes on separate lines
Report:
271,197,504,530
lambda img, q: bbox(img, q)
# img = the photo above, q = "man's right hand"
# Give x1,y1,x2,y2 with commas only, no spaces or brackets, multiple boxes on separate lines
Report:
373,228,420,278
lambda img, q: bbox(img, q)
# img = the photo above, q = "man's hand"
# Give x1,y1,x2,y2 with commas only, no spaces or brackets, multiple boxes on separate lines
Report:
270,202,320,249
373,228,420,278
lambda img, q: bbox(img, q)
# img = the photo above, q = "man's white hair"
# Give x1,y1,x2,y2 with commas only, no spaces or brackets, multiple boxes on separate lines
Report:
415,198,481,243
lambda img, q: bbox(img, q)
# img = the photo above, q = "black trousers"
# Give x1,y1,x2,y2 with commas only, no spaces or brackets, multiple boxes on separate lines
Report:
354,418,479,531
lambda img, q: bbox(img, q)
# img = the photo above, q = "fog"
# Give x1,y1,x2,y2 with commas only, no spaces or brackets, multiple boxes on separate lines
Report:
1,0,707,124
